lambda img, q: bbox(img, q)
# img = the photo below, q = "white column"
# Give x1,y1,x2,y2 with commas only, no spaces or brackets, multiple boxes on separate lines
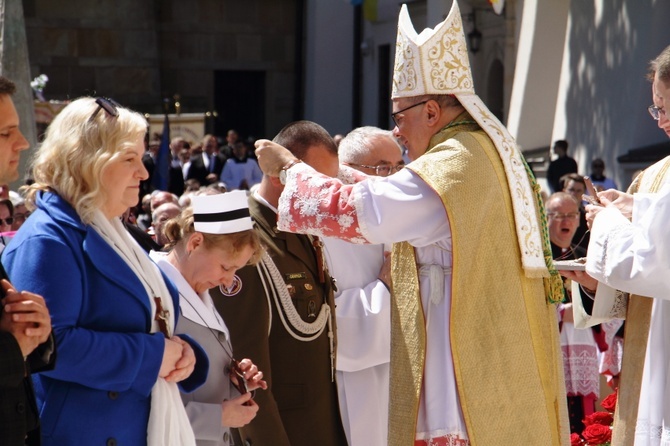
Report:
507,0,569,151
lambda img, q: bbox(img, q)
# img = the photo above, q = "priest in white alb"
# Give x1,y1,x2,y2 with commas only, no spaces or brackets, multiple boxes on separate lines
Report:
561,44,670,446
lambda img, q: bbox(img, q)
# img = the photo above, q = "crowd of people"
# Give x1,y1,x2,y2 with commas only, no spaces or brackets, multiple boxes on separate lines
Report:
2,1,670,445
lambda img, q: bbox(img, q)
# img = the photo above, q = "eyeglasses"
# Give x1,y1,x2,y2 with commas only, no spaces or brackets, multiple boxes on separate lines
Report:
648,104,667,121
89,97,121,122
344,162,405,176
0,217,14,226
391,100,428,127
547,212,580,220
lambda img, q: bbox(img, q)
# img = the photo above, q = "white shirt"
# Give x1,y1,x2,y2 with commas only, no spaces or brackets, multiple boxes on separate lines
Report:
323,237,390,445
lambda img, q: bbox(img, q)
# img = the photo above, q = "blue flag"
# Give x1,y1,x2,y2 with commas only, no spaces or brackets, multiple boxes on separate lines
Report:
152,114,170,191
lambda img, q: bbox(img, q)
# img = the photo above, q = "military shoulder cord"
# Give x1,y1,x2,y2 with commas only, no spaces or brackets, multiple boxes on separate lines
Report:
256,251,335,381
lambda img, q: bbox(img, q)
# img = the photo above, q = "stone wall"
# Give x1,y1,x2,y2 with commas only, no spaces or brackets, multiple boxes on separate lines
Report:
22,0,300,139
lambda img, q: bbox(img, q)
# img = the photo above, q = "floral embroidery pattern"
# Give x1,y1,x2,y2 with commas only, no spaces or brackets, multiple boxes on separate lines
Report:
414,433,469,446
277,164,369,244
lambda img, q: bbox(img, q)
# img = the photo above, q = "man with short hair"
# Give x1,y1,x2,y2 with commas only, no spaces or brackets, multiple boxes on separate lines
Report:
547,139,578,193
589,158,618,191
166,136,187,197
150,190,179,213
187,134,225,186
327,126,402,445
140,138,160,198
254,3,568,445
547,193,584,259
213,121,347,446
221,129,239,159
0,75,55,446
151,202,181,248
339,126,405,178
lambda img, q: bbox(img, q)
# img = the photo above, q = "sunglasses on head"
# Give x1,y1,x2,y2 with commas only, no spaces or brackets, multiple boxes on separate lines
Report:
89,97,121,122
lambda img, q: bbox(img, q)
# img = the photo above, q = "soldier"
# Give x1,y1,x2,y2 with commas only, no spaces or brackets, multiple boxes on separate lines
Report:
212,121,346,446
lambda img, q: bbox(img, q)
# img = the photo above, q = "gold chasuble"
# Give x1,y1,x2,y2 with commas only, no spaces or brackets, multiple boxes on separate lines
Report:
389,118,569,445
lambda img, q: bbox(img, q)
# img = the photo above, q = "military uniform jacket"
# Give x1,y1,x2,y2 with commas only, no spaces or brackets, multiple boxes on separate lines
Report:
212,194,347,446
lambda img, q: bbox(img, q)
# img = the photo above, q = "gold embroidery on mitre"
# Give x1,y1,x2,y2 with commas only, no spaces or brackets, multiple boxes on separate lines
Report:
391,0,549,278
393,29,419,95
392,1,474,99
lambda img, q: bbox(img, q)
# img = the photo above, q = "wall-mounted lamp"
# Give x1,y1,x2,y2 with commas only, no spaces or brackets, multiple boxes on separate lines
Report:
467,10,482,54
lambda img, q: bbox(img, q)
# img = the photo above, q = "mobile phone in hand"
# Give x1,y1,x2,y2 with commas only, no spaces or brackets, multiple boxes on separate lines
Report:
583,176,602,205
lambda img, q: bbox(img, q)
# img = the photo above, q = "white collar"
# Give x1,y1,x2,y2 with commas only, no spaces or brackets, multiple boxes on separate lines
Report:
253,189,278,214
150,251,230,338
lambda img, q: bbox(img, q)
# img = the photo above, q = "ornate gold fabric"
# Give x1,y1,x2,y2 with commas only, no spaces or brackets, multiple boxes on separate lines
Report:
391,1,551,280
388,242,425,446
388,120,569,445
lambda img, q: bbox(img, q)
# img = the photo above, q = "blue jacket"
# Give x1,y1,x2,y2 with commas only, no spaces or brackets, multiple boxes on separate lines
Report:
2,192,208,445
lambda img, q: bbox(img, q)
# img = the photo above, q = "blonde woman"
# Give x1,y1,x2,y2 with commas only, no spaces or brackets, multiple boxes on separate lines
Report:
2,97,208,445
151,191,267,446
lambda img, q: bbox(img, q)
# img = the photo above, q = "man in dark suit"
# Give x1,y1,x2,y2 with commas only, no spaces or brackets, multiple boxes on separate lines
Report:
213,121,347,446
186,134,225,186
167,137,187,197
0,76,55,445
140,138,160,199
547,139,578,193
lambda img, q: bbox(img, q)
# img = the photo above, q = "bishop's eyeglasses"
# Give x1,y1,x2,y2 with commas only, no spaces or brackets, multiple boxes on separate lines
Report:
391,101,428,127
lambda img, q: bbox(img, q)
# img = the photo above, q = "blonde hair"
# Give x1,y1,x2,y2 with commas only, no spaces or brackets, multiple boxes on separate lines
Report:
163,207,263,265
25,97,148,224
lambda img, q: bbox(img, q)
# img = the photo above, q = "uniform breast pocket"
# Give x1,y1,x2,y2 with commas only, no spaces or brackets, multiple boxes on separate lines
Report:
284,273,320,321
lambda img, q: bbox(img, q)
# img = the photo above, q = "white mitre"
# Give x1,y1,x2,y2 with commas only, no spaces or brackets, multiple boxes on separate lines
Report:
392,1,551,278
392,1,473,98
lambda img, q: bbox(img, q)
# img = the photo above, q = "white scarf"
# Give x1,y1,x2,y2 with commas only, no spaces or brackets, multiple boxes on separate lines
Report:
90,212,196,446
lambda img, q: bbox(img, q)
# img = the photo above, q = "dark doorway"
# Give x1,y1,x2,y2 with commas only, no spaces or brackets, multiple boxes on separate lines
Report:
214,70,266,140
377,44,391,130
486,59,504,122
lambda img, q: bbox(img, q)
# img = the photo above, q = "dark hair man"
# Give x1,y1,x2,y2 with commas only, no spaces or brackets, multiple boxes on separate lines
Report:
0,76,55,445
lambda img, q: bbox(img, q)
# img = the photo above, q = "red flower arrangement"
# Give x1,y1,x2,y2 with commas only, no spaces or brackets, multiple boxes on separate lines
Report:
582,424,612,445
600,392,617,412
572,389,617,446
583,412,614,427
